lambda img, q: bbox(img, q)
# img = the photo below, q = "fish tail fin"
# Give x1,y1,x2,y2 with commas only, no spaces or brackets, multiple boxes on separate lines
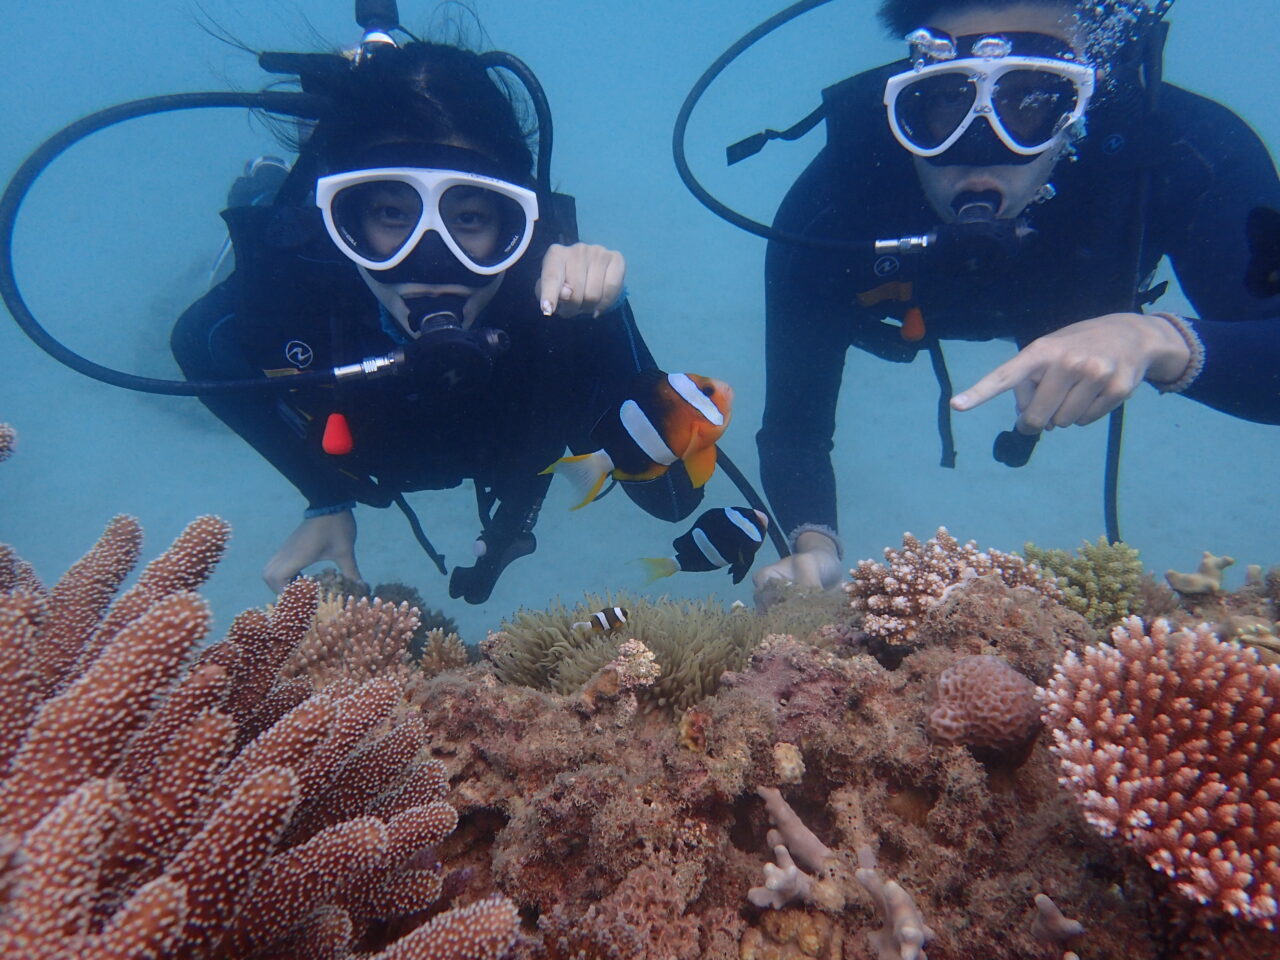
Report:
542,451,614,509
570,621,591,631
637,557,680,583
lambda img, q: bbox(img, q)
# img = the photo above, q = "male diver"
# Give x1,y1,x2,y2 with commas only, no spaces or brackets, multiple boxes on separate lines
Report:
747,0,1280,600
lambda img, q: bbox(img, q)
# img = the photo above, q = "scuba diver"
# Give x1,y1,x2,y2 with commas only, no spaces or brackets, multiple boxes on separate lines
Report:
170,33,706,603
692,0,1280,602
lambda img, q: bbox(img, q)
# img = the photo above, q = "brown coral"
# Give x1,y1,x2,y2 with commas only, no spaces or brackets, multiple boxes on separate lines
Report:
283,594,422,689
928,655,1041,752
0,517,517,959
846,528,1061,646
1041,616,1280,929
406,575,1280,959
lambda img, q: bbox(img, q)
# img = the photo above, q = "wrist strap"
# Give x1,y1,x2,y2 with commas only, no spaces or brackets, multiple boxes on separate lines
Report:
1148,312,1204,394
304,501,356,519
788,523,844,561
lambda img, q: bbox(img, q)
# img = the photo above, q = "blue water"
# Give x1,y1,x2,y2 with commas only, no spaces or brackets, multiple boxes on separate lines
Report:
1,0,1276,644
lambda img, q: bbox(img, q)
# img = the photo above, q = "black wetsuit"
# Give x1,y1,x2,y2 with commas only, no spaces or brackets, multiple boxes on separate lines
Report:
759,63,1280,538
173,204,701,600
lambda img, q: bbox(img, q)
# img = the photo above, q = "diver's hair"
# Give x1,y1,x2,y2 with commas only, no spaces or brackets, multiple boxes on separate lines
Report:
876,0,1077,37
303,42,535,182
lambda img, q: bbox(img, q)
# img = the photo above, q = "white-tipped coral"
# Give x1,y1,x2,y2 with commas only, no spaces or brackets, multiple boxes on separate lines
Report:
847,528,1060,646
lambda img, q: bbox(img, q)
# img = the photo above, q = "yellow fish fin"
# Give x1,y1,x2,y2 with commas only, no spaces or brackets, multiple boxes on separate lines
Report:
637,557,680,583
542,451,614,509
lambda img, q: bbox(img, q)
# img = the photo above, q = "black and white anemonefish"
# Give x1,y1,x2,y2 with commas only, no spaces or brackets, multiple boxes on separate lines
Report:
541,369,734,510
572,606,629,632
639,507,769,584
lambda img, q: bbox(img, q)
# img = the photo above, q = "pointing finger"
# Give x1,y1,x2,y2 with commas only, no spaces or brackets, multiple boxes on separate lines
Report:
952,350,1039,412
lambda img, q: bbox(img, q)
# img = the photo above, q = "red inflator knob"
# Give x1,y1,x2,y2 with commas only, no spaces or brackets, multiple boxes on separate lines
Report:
322,412,353,455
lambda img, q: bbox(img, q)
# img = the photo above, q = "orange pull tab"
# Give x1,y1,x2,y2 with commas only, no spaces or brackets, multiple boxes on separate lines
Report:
901,305,926,342
322,412,353,455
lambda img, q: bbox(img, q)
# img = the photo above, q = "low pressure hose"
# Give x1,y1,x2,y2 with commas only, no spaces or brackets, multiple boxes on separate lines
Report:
0,90,358,396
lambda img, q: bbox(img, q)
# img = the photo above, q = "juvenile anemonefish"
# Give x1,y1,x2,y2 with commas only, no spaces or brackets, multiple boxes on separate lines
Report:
639,507,770,584
571,606,629,632
541,369,733,510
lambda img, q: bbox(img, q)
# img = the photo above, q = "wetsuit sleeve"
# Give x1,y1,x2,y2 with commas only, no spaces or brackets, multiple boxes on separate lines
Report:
758,149,869,539
568,302,704,523
170,281,370,511
1154,87,1280,423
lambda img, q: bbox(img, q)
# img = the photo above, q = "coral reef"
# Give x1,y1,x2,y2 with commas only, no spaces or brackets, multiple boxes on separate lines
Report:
1142,552,1280,663
291,582,469,687
1041,615,1280,930
750,785,842,911
405,573,1280,959
416,627,472,676
284,594,423,688
7,417,1279,960
853,845,935,960
578,637,662,718
486,591,798,711
1031,892,1085,949
1024,536,1143,629
927,655,1041,754
1165,550,1235,596
313,568,464,656
0,517,517,959
847,528,1062,646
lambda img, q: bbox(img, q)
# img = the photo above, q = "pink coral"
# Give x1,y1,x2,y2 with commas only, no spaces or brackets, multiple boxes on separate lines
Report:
846,528,1060,645
1040,616,1280,929
0,518,519,959
928,655,1041,751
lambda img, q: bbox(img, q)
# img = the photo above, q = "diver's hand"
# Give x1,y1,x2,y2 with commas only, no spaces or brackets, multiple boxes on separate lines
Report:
951,312,1191,431
752,531,845,611
263,510,364,594
536,243,626,318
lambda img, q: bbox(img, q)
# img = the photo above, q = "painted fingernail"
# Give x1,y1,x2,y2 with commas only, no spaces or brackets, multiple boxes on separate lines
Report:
541,299,553,316
561,283,573,299
953,393,970,408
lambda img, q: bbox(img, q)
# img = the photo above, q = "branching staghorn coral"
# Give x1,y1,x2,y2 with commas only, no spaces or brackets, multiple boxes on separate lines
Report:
0,516,518,960
1023,536,1143,629
313,570,464,658
283,593,423,689
283,589,468,694
847,528,1062,646
1040,616,1280,930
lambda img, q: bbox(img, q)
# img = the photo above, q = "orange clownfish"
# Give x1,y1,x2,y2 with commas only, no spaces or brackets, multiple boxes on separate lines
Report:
541,369,733,510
